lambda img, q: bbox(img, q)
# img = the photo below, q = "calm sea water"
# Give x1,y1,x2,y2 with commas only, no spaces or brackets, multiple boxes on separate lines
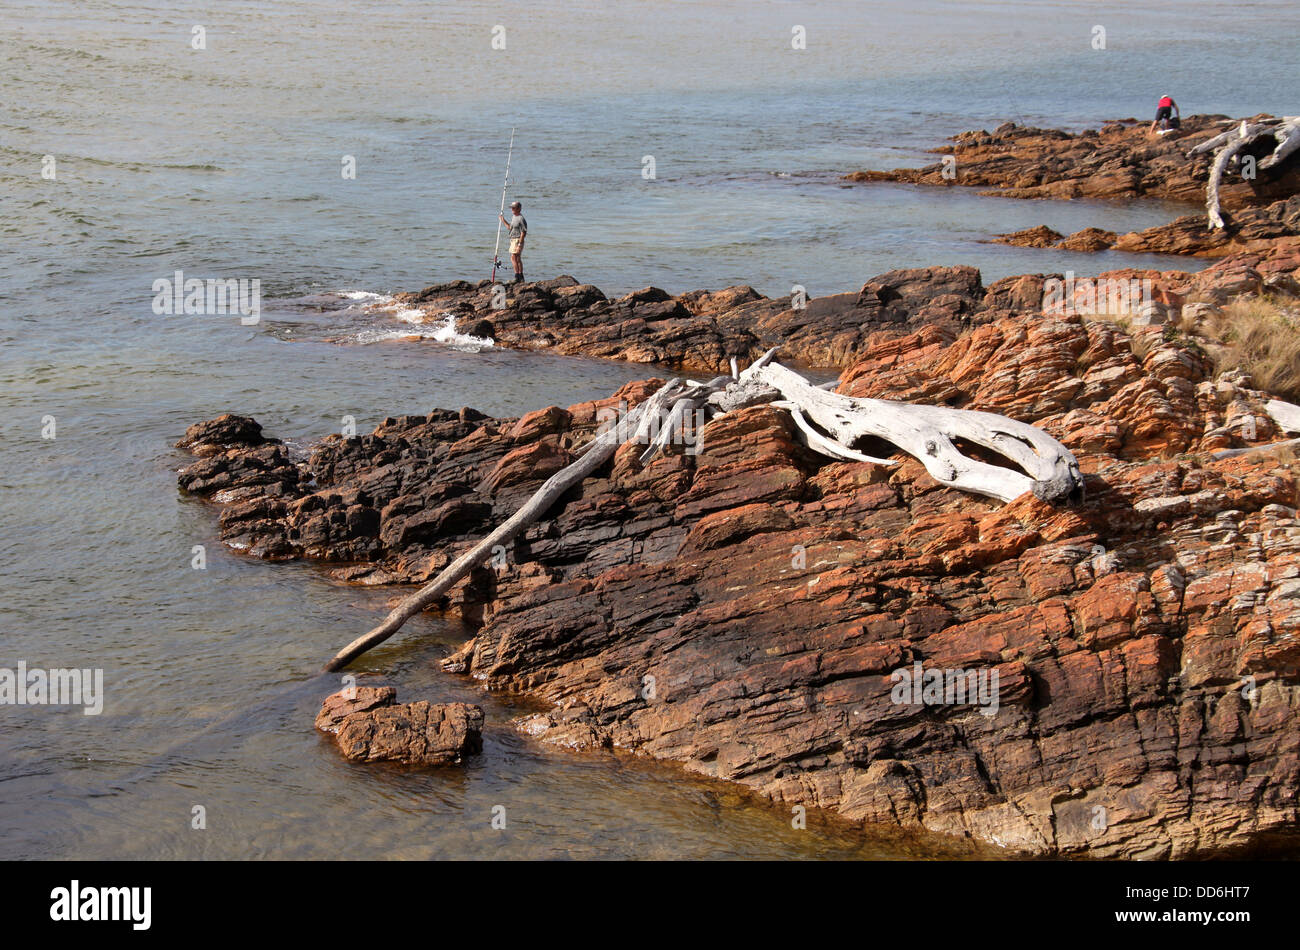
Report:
2,0,1297,859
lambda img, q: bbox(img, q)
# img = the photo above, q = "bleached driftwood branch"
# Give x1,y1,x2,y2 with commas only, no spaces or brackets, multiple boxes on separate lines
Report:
322,378,687,672
1193,116,1300,230
1259,117,1300,170
743,361,1083,503
1266,398,1300,434
323,354,1083,668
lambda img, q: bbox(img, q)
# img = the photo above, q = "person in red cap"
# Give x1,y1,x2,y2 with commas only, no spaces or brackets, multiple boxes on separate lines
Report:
1150,94,1180,133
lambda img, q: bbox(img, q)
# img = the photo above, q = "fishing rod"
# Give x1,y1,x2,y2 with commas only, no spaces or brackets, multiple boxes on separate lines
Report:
490,127,516,284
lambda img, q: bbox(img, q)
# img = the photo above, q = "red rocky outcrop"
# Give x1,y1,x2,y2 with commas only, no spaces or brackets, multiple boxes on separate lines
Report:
182,276,1300,857
853,117,1300,260
849,115,1300,206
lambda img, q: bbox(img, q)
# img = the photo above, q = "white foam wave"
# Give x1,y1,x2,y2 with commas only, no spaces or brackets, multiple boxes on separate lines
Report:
352,311,493,350
392,306,426,324
330,291,494,350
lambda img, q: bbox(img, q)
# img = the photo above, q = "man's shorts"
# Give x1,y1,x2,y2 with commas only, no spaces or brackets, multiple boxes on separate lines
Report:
1155,105,1172,122
509,238,523,254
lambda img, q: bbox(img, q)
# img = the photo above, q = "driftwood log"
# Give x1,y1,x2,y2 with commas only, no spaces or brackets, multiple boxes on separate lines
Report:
322,378,687,671
1190,116,1300,230
323,357,1084,670
741,359,1083,503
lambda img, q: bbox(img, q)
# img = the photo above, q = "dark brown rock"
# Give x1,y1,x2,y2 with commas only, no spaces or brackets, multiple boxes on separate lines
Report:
992,225,1063,248
176,413,266,454
847,115,1292,207
1059,227,1118,251
387,267,998,374
849,116,1300,260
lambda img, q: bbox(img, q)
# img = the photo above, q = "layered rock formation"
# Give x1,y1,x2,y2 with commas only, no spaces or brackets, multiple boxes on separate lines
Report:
849,115,1299,205
850,116,1300,260
387,268,1006,374
375,259,1276,377
993,201,1300,261
179,275,1300,856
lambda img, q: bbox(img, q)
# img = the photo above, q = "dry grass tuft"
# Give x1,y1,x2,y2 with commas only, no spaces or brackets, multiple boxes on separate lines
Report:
1080,295,1300,398
1198,297,1300,401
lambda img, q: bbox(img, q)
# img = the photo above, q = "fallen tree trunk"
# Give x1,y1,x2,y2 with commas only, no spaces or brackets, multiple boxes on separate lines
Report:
322,378,685,671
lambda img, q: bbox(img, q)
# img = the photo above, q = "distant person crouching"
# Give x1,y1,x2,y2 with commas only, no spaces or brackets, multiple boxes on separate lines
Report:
1150,95,1180,133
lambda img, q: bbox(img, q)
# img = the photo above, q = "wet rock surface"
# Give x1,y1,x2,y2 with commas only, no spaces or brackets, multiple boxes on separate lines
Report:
184,279,1300,856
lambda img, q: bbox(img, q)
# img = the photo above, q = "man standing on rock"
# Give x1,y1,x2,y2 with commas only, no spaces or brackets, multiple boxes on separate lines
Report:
1150,94,1180,134
499,201,527,284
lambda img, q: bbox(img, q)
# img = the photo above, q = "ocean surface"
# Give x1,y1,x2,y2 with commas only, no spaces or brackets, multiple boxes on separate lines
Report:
2,0,1297,859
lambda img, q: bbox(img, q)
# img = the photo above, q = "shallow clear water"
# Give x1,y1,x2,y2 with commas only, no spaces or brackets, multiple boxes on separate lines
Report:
2,0,1297,859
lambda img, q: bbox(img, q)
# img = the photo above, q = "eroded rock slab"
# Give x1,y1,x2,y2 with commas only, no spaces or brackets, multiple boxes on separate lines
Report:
316,688,484,766
314,685,397,732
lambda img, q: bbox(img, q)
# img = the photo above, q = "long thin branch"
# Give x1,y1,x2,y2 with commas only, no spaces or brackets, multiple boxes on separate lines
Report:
322,379,681,671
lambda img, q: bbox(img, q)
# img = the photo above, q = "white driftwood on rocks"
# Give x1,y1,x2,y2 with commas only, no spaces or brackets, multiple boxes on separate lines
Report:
1259,117,1300,171
743,361,1083,503
1266,398,1300,434
775,401,899,466
1195,116,1300,230
324,355,1083,668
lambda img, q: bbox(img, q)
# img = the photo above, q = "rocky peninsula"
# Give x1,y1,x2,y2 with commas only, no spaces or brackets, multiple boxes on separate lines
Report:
177,117,1300,858
849,114,1300,264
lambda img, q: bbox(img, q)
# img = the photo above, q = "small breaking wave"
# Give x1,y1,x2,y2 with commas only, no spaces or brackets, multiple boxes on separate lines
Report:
351,299,493,351
353,313,493,350
269,290,494,350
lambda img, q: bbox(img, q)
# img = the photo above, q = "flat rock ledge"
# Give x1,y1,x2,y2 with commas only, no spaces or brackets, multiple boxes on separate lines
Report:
355,254,1300,378
315,687,484,766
